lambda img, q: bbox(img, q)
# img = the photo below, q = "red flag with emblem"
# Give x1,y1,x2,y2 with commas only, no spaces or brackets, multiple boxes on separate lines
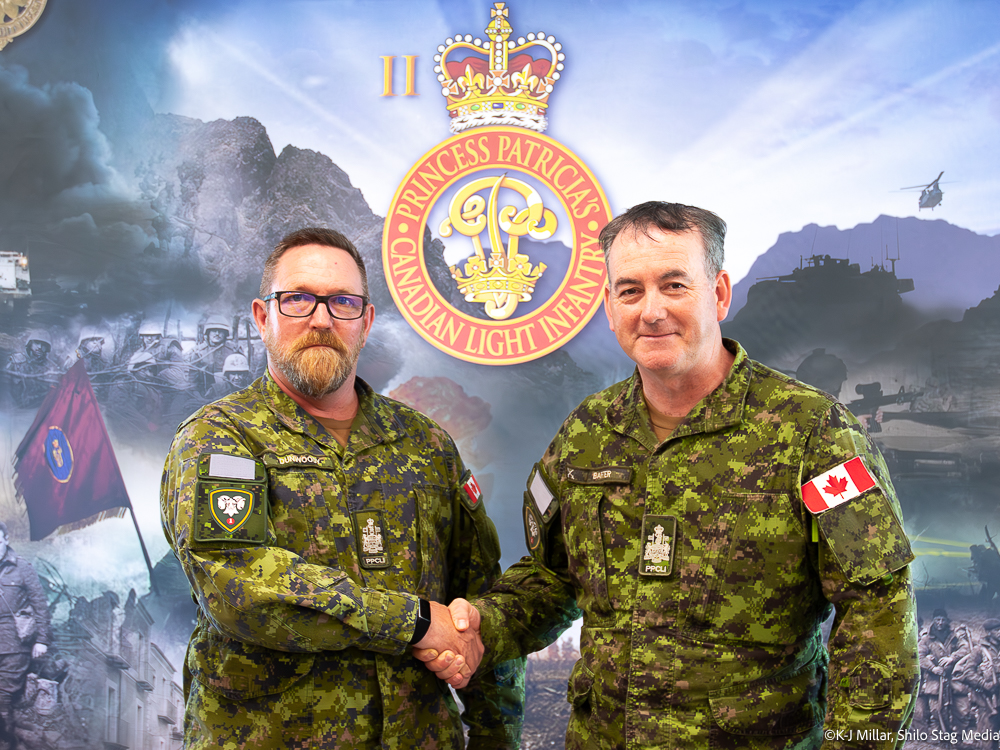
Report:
13,360,132,540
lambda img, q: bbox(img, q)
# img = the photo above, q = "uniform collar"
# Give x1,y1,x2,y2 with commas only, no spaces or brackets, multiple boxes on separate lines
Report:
609,338,751,449
259,373,400,452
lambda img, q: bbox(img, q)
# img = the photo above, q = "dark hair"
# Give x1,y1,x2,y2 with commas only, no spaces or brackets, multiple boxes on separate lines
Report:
598,201,726,278
259,228,368,299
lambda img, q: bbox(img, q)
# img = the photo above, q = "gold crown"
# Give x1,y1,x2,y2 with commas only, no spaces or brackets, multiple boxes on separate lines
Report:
451,248,547,320
434,3,565,134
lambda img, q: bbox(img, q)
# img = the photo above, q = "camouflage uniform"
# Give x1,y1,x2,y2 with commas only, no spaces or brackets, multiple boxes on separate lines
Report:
476,341,918,749
161,374,523,750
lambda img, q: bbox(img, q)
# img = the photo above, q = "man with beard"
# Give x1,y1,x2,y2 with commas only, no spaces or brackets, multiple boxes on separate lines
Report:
919,609,970,732
160,228,522,750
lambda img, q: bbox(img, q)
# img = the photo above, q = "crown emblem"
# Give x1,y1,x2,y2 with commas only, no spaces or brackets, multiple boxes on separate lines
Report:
442,173,556,320
434,2,565,134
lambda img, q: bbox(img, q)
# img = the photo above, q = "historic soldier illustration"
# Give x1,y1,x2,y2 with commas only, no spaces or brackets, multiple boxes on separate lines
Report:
0,522,52,749
205,353,252,400
185,314,241,395
3,331,58,410
950,620,1000,747
419,202,919,748
161,228,523,748
918,608,969,732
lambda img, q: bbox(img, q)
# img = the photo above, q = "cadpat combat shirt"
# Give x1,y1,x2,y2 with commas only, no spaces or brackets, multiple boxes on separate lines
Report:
161,374,523,750
475,340,918,749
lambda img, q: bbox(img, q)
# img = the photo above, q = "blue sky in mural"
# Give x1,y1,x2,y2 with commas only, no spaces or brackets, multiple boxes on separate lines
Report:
3,0,995,281
128,0,1000,283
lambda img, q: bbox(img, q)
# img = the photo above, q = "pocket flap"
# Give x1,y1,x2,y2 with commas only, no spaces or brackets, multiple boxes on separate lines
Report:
709,663,823,736
187,632,313,701
566,659,594,709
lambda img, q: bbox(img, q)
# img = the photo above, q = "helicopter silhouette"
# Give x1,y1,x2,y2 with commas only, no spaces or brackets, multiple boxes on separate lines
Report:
900,171,944,210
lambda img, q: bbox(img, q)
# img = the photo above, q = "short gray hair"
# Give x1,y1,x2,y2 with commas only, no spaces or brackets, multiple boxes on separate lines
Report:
598,201,726,279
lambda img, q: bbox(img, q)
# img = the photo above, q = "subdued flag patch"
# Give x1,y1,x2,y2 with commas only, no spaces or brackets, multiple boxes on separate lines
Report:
801,456,877,514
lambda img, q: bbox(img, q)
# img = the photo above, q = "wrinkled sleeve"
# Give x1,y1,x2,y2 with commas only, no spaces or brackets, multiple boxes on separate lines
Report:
24,562,52,646
159,411,420,655
805,404,920,747
438,458,525,750
475,442,583,671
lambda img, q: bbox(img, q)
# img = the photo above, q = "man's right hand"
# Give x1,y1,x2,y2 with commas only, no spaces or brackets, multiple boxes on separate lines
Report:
413,598,482,689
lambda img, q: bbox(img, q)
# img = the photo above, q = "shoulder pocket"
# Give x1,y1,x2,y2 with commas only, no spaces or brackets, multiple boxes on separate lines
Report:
186,631,313,701
814,489,913,585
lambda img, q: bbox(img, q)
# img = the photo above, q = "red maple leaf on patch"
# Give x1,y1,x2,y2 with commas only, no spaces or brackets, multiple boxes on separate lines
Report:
822,474,849,498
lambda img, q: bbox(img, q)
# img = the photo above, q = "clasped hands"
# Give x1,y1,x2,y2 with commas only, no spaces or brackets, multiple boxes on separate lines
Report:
412,598,481,689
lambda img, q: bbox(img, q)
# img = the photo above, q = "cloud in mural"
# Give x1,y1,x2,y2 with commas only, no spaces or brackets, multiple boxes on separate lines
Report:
0,64,128,218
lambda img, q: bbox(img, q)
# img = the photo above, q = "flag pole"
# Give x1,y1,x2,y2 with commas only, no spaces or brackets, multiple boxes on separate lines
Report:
127,505,160,596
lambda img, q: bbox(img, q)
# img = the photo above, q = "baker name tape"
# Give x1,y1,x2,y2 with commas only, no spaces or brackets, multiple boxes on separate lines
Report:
801,456,877,514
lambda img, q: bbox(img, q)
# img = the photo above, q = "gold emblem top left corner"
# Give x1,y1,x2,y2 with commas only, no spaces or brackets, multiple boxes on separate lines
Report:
0,0,48,51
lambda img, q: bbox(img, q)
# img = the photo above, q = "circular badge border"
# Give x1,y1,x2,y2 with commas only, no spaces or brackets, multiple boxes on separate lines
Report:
383,127,612,366
0,0,47,43
44,425,73,484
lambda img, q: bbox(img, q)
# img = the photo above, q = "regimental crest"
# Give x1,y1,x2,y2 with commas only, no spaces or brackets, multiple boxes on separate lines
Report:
0,0,46,51
524,504,542,551
640,515,677,577
361,518,384,556
209,488,254,533
644,525,671,564
383,2,612,366
435,2,564,133
356,511,390,568
43,426,73,484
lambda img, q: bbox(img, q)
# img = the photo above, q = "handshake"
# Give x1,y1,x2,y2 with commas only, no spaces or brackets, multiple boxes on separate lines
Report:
412,598,482,689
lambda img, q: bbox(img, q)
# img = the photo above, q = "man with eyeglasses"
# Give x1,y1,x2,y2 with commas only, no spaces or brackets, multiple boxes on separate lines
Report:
161,228,523,749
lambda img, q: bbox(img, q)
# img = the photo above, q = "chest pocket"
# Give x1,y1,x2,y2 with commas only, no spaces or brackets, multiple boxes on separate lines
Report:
414,486,452,601
705,491,821,641
354,481,452,601
639,484,800,633
265,461,349,566
562,482,614,619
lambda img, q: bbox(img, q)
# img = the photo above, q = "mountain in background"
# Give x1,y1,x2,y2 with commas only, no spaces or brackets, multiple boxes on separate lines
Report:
729,215,1000,321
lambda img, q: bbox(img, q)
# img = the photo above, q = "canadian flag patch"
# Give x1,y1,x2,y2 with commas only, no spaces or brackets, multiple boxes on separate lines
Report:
801,457,877,514
463,474,482,507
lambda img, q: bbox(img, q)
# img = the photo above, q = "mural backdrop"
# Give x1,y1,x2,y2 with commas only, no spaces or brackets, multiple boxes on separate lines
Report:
0,1,998,748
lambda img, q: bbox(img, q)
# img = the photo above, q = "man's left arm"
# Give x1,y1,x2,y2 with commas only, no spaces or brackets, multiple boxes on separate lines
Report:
804,403,919,745
23,560,52,654
447,468,525,750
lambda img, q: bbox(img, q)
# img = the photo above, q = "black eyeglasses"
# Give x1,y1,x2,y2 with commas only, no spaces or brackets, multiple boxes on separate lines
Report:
261,291,368,320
